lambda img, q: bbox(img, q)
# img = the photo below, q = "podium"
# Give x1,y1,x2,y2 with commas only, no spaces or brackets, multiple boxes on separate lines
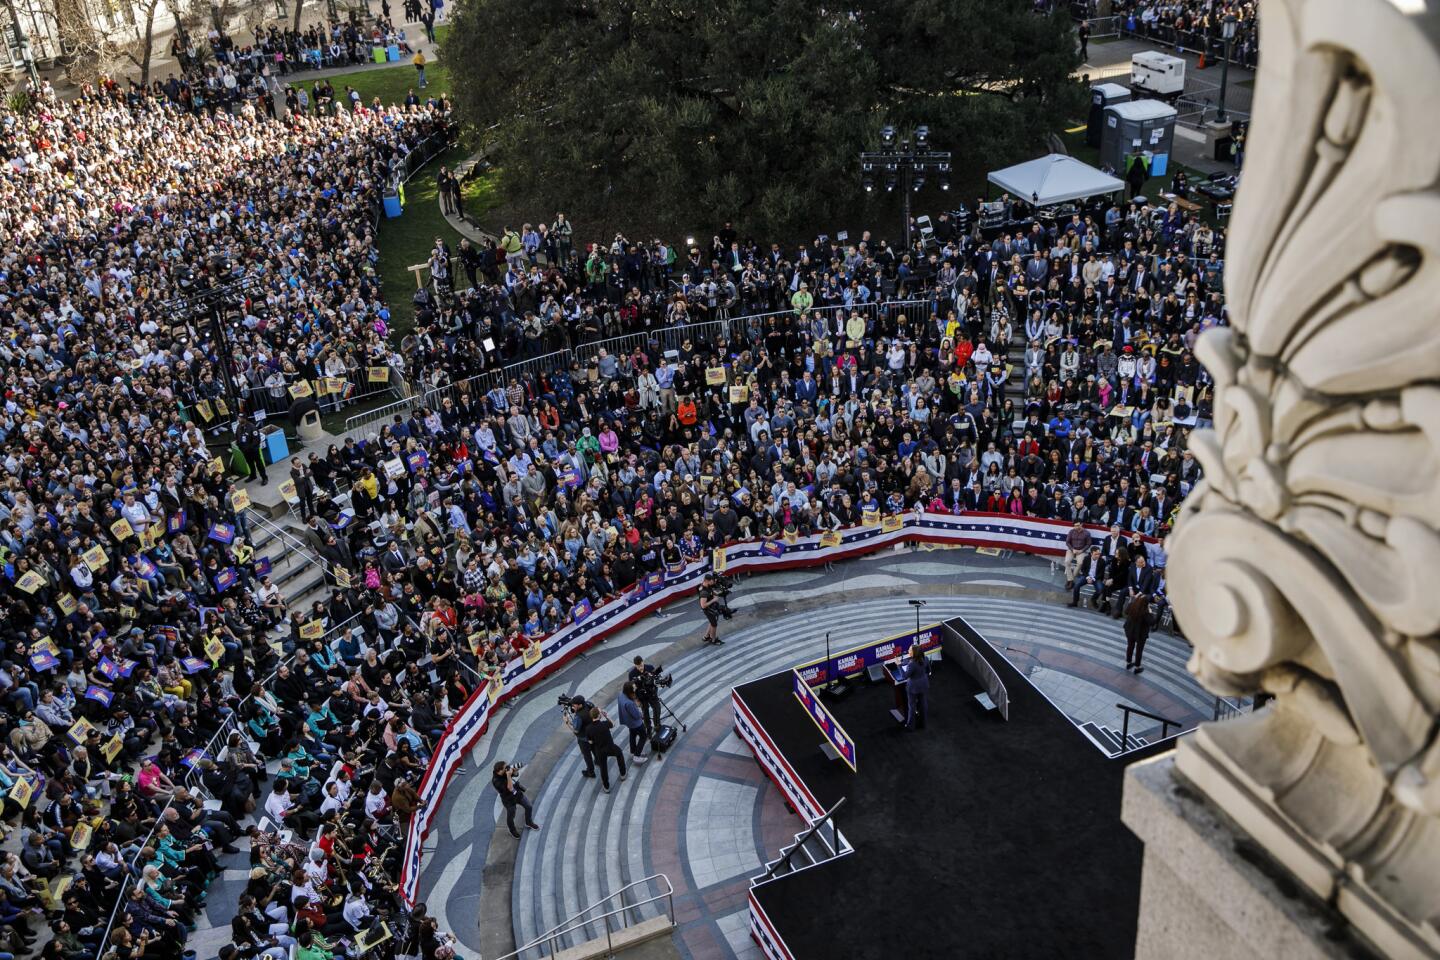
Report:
885,660,908,723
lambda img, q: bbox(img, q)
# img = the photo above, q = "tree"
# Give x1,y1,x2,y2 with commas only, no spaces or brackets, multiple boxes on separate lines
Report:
445,0,1084,239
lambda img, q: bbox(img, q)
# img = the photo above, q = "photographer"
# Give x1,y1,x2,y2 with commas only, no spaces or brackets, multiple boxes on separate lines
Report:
627,656,663,734
698,573,727,646
617,683,650,765
564,696,597,780
490,761,540,839
583,707,627,794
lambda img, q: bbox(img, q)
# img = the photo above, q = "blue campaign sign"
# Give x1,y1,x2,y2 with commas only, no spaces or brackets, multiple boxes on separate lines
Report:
795,624,942,690
791,670,857,772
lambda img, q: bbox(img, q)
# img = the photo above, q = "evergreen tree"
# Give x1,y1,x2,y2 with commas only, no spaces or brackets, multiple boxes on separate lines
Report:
445,0,1083,238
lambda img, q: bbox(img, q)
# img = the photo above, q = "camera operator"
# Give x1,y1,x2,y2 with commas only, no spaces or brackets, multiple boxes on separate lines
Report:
617,683,650,765
564,695,598,780
699,573,726,646
628,656,663,734
490,761,540,838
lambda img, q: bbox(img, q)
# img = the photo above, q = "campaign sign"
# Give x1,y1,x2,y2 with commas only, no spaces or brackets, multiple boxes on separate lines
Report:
208,523,235,544
254,556,273,578
167,510,188,534
760,539,785,558
407,450,429,473
795,625,942,690
571,598,593,623
98,656,122,681
213,567,239,592
84,685,114,707
29,651,59,672
791,669,857,772
180,748,207,770
181,657,209,674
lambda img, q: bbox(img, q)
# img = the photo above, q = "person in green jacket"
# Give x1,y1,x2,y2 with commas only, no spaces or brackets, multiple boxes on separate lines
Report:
791,282,813,314
500,227,523,268
585,248,607,290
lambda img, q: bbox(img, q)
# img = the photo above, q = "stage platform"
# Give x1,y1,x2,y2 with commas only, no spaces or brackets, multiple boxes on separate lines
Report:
733,618,1170,959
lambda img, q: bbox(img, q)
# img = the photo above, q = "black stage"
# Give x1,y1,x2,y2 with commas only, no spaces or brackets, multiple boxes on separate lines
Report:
736,621,1167,960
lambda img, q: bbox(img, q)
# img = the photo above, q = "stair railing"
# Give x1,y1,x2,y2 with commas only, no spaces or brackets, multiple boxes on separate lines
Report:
760,796,847,882
1116,702,1183,749
493,873,675,960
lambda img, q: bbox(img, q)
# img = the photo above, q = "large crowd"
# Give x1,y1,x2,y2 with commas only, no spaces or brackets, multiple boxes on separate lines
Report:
0,79,458,960
0,20,1226,959
1074,0,1260,68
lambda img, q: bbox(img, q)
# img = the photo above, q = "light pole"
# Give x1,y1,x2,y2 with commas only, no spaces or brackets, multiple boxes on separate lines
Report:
859,125,951,255
1216,13,1238,124
4,0,40,90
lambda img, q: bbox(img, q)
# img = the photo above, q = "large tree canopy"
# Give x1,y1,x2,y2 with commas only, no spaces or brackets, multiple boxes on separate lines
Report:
444,0,1083,238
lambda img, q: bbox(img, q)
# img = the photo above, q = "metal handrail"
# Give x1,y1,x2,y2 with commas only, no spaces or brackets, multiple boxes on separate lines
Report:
761,797,846,881
1117,702,1183,747
494,873,676,960
244,507,336,582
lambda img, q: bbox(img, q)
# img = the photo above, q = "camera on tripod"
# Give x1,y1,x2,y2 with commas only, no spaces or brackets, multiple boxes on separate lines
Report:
701,573,736,620
635,666,674,699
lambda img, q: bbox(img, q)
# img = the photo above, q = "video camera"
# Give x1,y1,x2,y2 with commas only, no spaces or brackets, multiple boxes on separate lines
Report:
701,573,737,620
558,695,592,723
635,666,674,700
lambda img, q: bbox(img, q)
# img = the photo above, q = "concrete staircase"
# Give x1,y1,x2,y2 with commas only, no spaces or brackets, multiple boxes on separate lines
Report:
243,508,332,612
1079,720,1150,756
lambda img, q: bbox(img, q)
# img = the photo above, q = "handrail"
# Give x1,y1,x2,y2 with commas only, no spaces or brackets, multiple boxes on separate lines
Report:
494,873,676,960
244,507,336,581
1117,702,1183,747
761,797,846,882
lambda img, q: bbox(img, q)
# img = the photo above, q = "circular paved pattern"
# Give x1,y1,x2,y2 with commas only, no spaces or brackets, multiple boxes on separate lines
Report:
412,548,1210,960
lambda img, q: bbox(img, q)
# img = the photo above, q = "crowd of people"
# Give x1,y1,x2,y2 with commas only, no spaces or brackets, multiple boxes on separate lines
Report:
0,10,1229,957
0,73,460,960
1073,0,1260,68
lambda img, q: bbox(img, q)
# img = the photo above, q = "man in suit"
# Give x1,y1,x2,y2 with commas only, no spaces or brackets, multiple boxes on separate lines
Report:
584,706,627,793
1068,546,1107,608
901,644,930,731
1127,553,1159,607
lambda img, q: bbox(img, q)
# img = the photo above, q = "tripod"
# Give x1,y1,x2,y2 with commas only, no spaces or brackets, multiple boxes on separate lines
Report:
647,692,688,759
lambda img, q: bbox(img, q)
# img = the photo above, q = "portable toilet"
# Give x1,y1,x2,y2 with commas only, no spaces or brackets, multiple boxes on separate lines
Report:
1130,51,1186,99
1101,99,1179,179
1087,83,1132,147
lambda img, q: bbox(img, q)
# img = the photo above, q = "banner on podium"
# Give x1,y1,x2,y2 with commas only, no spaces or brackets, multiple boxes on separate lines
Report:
791,669,857,772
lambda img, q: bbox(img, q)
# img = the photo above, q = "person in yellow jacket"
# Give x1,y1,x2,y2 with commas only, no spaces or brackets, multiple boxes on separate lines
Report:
500,226,523,268
413,50,428,88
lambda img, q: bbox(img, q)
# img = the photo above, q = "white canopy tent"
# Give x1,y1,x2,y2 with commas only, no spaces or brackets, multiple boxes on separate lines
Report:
986,153,1124,206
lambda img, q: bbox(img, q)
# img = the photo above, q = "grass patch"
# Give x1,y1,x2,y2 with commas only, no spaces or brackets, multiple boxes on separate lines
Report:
289,58,454,109
375,146,502,335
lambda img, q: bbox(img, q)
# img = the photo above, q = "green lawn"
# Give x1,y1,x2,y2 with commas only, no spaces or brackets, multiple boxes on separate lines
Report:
286,28,503,337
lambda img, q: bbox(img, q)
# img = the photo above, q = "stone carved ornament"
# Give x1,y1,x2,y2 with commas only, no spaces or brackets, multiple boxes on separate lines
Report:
1166,0,1440,954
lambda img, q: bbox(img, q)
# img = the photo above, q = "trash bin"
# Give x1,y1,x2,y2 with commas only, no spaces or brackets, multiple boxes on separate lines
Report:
372,46,386,63
383,188,403,218
298,409,325,443
387,44,400,61
261,424,288,465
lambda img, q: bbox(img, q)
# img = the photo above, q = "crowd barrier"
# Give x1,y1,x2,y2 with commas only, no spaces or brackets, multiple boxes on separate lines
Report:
398,509,1150,902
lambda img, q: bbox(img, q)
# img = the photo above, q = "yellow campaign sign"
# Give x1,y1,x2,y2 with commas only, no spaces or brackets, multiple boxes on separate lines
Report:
288,380,314,399
861,510,880,526
33,636,59,656
712,549,727,574
110,518,134,541
705,367,726,385
728,384,749,404
230,489,251,511
83,545,109,571
68,717,96,744
299,619,325,640
142,525,163,548
277,478,298,500
102,734,124,762
487,675,504,704
819,531,841,548
120,605,137,621
71,820,93,851
205,636,226,662
210,456,225,475
15,570,45,593
324,377,346,396
56,593,78,615
215,397,230,416
522,642,542,668
881,514,903,533
367,366,390,383
334,567,354,588
195,399,214,422
8,777,33,809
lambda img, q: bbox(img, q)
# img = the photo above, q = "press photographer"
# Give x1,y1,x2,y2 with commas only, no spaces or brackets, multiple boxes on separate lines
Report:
561,695,598,780
699,572,735,646
628,656,671,733
490,760,540,838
